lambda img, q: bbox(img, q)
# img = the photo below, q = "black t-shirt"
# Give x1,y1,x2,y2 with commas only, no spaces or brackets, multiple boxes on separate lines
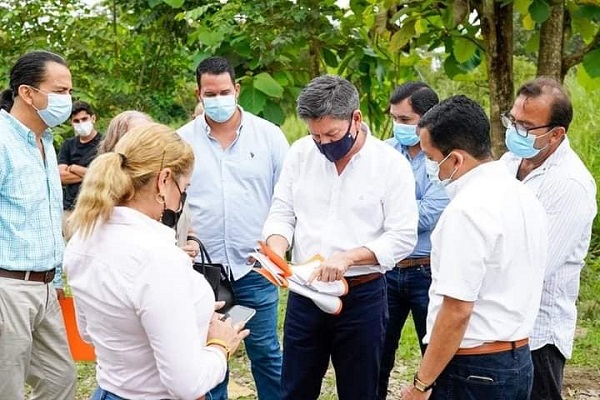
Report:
58,133,102,210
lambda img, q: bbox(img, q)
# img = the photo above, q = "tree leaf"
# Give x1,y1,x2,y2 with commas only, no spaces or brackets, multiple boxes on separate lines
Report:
529,0,551,23
514,0,533,15
571,16,597,44
162,0,184,8
583,48,600,78
443,55,463,79
453,37,478,63
522,13,536,30
238,85,268,115
389,20,415,53
253,72,284,98
576,64,600,91
262,100,286,125
322,48,339,68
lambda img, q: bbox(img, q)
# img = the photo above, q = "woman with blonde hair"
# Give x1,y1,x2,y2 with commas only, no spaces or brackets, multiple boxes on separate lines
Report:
64,124,248,400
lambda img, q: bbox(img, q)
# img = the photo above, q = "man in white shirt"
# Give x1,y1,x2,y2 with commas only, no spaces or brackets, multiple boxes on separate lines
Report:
263,75,418,400
401,95,548,400
501,77,597,400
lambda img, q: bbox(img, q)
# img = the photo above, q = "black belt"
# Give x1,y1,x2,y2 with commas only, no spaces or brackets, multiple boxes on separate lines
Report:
0,268,56,283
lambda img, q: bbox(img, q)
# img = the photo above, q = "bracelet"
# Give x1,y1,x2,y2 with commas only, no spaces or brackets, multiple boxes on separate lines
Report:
207,339,231,361
413,372,435,392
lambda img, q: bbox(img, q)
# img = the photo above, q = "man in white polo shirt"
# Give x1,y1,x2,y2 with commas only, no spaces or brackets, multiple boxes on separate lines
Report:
401,95,548,400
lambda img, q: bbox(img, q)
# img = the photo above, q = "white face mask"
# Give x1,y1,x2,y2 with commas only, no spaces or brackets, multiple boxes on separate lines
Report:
73,120,94,137
424,153,458,187
29,86,72,128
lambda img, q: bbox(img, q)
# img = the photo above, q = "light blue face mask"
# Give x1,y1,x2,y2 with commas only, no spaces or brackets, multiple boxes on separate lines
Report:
202,95,237,123
30,87,72,128
424,153,457,187
393,122,419,146
505,126,553,159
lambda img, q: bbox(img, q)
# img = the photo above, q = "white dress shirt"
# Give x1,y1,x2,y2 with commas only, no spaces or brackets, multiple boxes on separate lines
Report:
263,131,418,275
501,137,597,358
424,161,548,348
64,207,227,400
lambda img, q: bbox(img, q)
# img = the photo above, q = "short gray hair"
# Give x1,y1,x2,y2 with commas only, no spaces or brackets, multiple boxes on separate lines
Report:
297,75,359,121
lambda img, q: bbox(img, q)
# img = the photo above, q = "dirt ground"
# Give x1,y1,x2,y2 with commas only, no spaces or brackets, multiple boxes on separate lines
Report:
563,366,600,399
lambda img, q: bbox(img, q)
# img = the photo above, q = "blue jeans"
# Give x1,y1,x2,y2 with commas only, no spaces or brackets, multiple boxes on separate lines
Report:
91,388,126,400
378,265,431,399
431,345,533,400
208,271,282,400
281,276,388,400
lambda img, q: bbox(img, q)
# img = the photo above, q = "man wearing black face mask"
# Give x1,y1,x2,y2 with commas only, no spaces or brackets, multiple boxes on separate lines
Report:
262,75,419,400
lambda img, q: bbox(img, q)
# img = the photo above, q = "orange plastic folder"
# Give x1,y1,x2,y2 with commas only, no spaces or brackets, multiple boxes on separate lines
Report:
59,297,96,361
251,242,347,315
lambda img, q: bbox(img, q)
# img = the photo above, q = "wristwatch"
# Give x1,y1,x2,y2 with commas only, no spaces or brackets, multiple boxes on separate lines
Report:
413,372,435,392
207,339,231,361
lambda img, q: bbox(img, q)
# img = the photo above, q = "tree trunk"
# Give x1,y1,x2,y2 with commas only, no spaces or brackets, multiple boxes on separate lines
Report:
479,0,514,158
537,1,564,81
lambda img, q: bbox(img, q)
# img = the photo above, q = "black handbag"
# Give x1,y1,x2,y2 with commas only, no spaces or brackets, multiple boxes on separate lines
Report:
191,239,236,313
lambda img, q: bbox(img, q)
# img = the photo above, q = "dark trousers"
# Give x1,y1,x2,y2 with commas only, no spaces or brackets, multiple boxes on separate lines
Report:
531,344,566,400
281,276,388,400
431,345,533,400
378,265,431,399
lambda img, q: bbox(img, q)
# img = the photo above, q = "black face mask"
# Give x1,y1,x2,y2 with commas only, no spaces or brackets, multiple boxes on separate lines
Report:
161,180,187,229
313,117,357,162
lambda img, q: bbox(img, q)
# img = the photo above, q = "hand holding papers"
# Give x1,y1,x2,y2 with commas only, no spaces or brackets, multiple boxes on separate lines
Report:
251,241,348,314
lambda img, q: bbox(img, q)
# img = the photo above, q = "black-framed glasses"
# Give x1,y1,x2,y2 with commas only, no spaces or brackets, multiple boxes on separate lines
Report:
501,112,555,138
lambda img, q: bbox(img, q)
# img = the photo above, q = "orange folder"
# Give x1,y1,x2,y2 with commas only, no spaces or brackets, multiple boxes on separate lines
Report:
59,297,96,362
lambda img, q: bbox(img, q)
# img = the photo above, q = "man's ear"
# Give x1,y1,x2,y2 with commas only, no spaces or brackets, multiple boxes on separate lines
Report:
235,83,241,99
91,114,97,124
195,88,201,102
17,85,35,106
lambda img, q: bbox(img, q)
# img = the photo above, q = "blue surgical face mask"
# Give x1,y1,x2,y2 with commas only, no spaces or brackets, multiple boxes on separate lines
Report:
313,121,357,162
425,153,457,187
30,87,72,128
202,95,237,123
505,126,553,159
393,122,419,146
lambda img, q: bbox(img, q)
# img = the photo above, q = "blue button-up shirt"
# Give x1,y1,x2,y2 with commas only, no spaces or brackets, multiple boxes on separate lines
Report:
385,138,449,257
178,108,289,279
0,110,64,287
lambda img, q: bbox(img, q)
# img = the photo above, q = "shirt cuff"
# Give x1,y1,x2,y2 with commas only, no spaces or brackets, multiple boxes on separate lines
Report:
262,221,294,248
364,239,395,270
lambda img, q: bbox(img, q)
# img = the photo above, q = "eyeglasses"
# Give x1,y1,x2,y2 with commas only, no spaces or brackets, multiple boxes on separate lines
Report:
501,112,556,138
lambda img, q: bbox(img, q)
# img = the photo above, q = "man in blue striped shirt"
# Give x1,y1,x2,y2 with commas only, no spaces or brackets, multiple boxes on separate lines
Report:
0,51,76,399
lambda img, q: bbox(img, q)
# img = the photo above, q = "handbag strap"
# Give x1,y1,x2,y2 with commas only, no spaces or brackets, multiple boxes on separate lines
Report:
188,236,212,264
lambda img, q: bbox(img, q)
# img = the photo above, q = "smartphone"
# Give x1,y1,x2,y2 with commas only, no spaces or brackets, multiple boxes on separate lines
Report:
221,305,256,325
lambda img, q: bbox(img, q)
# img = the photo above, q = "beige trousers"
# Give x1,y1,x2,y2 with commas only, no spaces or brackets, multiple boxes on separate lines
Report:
0,277,76,399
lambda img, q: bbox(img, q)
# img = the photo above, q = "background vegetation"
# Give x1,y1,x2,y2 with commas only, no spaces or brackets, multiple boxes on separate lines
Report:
2,0,598,398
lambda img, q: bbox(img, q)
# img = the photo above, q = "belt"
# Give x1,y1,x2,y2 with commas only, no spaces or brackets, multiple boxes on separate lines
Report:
0,268,56,284
396,257,430,268
345,272,382,289
455,338,529,356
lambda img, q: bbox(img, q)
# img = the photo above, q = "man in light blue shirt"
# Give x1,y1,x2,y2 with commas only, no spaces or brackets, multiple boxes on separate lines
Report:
178,56,288,400
0,51,76,399
377,82,449,399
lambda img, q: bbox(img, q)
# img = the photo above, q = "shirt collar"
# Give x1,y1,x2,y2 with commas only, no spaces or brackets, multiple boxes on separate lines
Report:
109,206,176,243
0,109,53,144
444,161,502,200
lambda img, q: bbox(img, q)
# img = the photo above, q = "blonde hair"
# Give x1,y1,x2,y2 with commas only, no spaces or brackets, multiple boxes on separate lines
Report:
98,110,153,154
70,123,194,237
